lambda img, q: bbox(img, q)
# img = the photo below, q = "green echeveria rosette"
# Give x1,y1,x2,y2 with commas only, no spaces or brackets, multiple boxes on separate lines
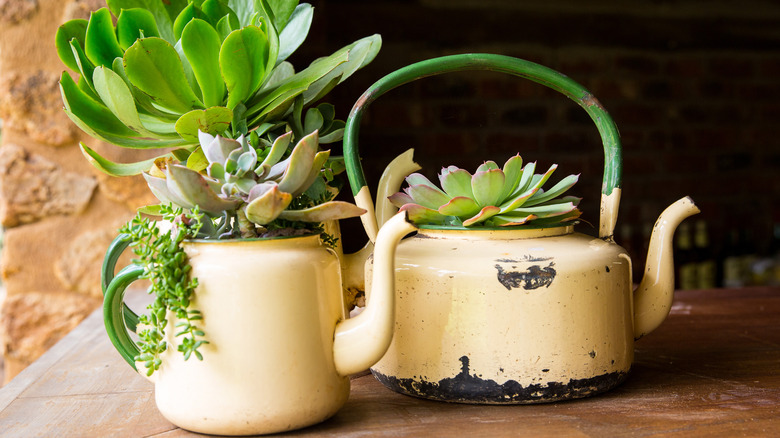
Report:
55,0,381,176
389,154,581,228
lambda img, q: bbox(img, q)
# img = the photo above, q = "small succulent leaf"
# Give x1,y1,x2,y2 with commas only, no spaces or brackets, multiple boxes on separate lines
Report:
237,149,258,174
124,37,204,113
215,14,238,40
303,108,324,135
527,164,558,194
293,150,331,197
166,164,239,214
245,46,349,119
438,196,481,218
476,161,499,173
207,161,225,180
512,161,537,196
70,39,96,92
399,203,447,226
117,8,161,50
225,148,243,174
317,103,336,122
276,3,312,63
235,177,257,194
79,143,174,176
143,172,190,206
261,61,295,92
56,19,88,72
277,130,318,194
318,128,344,144
245,185,292,224
524,174,580,207
489,214,536,227
202,0,238,27
260,130,292,168
439,168,474,199
406,173,443,191
278,201,366,222
471,168,505,207
297,75,341,114
106,0,181,44
185,147,209,171
93,66,176,138
220,26,270,109
499,154,524,201
136,204,165,217
247,181,275,202
173,3,208,42
462,205,502,227
85,8,123,67
503,201,578,218
265,0,299,30
388,192,414,208
498,187,539,213
174,107,233,141
406,184,452,210
181,19,226,107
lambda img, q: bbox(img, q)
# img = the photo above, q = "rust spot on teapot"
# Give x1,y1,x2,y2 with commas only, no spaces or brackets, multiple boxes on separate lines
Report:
495,262,556,290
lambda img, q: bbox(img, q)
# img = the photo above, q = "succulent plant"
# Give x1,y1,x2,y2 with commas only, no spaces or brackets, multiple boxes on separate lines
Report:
389,155,581,228
55,0,381,175
144,129,364,238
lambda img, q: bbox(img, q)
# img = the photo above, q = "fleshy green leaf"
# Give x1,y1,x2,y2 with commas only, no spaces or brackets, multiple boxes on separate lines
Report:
265,0,299,30
186,147,209,171
173,3,208,41
439,168,474,199
278,201,366,222
174,107,233,141
245,184,292,224
438,196,481,218
476,160,499,173
293,150,330,197
524,174,580,207
277,130,317,194
259,130,292,168
202,0,238,27
56,19,88,72
463,205,501,227
124,37,204,113
399,203,447,226
220,25,270,109
106,0,183,44
93,66,178,139
70,39,97,92
499,154,524,201
277,3,312,63
406,184,451,210
498,187,539,213
303,108,323,135
80,143,174,176
512,161,536,196
117,8,161,50
471,168,505,207
181,19,225,107
489,214,536,227
85,8,123,67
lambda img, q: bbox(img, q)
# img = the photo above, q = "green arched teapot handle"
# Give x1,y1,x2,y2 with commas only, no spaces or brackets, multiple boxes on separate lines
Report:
104,264,145,369
102,234,140,332
343,53,623,238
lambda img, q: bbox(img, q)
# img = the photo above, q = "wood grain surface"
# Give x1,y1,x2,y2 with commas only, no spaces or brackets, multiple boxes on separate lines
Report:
0,287,778,437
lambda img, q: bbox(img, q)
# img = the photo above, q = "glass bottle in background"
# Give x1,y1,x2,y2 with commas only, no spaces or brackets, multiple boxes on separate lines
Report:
694,220,716,289
675,222,698,290
722,229,744,288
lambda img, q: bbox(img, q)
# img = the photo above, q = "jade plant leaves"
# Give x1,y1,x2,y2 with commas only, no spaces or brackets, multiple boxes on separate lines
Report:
220,25,271,109
116,8,161,50
181,19,225,107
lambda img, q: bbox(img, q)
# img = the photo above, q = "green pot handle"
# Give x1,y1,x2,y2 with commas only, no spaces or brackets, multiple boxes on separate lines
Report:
102,234,140,332
104,263,145,370
343,53,623,238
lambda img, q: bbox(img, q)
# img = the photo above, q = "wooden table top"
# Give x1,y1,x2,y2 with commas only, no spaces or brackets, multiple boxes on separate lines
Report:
0,287,778,437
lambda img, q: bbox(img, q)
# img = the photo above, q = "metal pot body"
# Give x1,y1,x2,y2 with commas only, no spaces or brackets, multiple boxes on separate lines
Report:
153,235,349,435
369,226,634,404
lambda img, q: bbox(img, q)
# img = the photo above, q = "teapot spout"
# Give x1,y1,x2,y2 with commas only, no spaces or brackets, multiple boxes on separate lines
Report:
633,197,700,339
333,212,415,376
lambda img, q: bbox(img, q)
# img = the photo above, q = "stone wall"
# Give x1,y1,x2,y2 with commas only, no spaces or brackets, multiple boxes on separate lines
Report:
0,0,153,383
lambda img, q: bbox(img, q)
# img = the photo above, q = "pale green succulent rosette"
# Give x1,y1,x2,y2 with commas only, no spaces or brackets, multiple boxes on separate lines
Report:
389,154,581,228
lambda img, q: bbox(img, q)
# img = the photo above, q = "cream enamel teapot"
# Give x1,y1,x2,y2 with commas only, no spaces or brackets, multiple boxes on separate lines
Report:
342,54,700,404
101,214,414,435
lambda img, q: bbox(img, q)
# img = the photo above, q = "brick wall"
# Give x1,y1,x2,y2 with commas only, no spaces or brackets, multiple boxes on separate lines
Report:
295,0,780,273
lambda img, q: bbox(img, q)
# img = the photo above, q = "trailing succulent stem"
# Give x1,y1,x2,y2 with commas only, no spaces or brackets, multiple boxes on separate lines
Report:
120,205,207,376
390,154,582,228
